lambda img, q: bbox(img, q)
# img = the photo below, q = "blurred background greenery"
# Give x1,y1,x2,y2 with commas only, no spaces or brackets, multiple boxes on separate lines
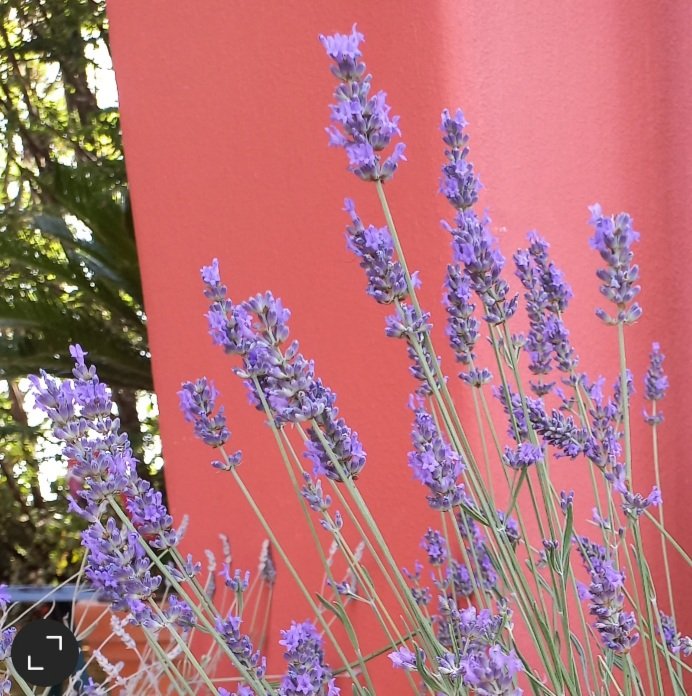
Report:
0,0,163,585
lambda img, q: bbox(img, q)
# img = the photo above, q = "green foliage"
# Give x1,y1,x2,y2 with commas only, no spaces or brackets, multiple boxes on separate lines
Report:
0,0,161,583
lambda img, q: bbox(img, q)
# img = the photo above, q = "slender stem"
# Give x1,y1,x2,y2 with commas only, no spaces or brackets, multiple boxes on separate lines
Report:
631,525,673,695
650,403,678,627
108,501,270,693
146,599,221,695
310,424,443,658
617,322,632,481
143,628,197,696
643,511,692,565
7,663,35,696
275,431,378,694
228,465,364,691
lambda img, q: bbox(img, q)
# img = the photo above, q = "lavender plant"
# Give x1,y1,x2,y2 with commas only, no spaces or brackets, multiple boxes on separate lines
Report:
1,23,690,696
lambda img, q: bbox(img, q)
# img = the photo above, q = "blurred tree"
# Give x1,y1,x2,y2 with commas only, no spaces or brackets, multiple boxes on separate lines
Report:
0,0,161,583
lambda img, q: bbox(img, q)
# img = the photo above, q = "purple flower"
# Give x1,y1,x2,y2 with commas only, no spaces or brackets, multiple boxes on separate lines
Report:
301,473,332,511
386,303,440,395
279,621,339,695
560,490,574,514
320,25,405,182
444,264,487,381
388,645,419,671
81,518,162,610
576,536,639,653
0,627,15,660
584,390,621,470
514,232,577,393
421,528,448,566
202,261,256,355
461,644,523,695
435,602,522,692
588,204,642,325
439,111,517,325
215,614,266,679
524,231,572,311
219,686,254,696
29,347,184,623
126,479,177,545
0,585,10,612
446,210,517,324
343,199,407,304
441,559,474,598
164,596,196,629
199,260,366,482
319,510,344,533
437,652,464,680
305,406,366,482
497,510,521,548
503,443,543,470
439,108,481,211
408,400,467,510
221,566,251,593
620,486,662,519
495,387,529,442
659,611,692,657
527,397,589,459
72,677,107,695
178,378,235,453
644,342,668,424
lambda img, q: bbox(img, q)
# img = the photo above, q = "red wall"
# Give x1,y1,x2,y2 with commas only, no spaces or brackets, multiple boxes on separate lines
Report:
107,0,691,686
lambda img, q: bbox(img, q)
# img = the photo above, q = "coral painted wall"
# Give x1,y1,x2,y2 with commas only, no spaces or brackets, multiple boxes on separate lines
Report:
107,0,691,686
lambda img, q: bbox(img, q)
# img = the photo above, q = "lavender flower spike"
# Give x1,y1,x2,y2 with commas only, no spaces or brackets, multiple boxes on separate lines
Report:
320,25,406,181
30,346,180,621
200,259,366,482
444,264,477,364
514,231,577,393
344,198,407,304
588,203,642,325
439,109,517,324
279,621,340,695
643,342,668,424
439,108,481,210
408,399,467,510
388,645,419,671
577,537,639,653
179,378,230,449
659,611,692,657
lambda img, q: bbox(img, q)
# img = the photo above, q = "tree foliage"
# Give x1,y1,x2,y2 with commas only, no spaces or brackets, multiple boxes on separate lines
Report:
0,0,160,583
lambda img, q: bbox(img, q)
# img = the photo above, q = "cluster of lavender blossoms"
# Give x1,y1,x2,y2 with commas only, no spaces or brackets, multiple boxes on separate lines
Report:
588,204,642,325
514,232,576,395
5,23,689,696
440,109,517,327
390,605,522,695
30,347,178,623
576,538,639,653
191,258,365,482
278,622,339,696
319,24,405,182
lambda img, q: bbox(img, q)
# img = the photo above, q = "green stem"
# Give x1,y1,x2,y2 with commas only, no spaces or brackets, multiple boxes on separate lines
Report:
650,403,678,622
617,322,632,481
643,511,692,565
275,431,377,694
632,524,684,695
108,501,270,693
227,465,365,692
